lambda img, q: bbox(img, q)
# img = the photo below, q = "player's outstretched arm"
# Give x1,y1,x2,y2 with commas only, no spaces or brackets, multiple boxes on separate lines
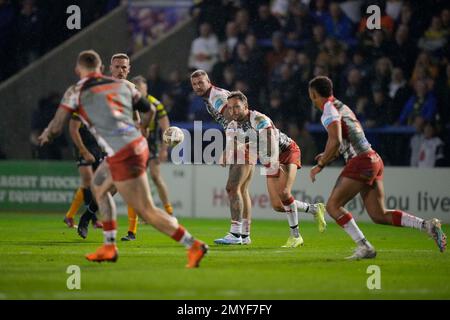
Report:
158,115,170,161
38,108,71,146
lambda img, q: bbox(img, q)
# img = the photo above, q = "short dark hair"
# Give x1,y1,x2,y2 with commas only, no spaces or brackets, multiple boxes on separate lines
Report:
309,76,333,98
77,50,102,70
227,91,248,105
111,53,130,64
131,75,146,85
190,69,208,79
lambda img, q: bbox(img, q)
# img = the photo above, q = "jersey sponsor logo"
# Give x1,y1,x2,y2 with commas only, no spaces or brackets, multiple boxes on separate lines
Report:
214,98,224,111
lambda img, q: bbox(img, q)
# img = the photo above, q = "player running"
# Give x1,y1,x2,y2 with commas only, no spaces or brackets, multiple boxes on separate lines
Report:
39,50,208,268
225,91,326,247
308,76,447,259
69,112,105,238
121,75,174,241
190,70,254,245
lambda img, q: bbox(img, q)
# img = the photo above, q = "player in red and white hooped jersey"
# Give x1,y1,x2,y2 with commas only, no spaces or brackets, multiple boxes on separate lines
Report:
226,91,327,248
308,76,446,259
39,50,208,268
191,70,254,245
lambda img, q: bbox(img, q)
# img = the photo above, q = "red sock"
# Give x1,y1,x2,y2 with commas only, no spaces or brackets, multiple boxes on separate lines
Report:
282,196,295,206
103,220,117,231
336,213,353,227
391,210,403,227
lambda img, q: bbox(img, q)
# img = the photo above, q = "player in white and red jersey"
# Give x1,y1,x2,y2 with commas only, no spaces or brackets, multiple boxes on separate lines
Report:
39,50,208,267
308,76,446,259
225,91,326,247
190,70,254,245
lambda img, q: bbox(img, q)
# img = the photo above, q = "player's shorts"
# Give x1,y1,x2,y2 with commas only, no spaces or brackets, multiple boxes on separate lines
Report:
76,149,107,171
106,137,150,182
267,141,302,178
341,149,384,186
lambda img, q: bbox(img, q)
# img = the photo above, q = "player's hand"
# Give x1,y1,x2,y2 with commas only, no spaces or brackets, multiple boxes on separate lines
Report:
38,128,51,146
140,127,149,138
314,153,324,162
310,165,322,183
81,150,95,163
159,148,168,162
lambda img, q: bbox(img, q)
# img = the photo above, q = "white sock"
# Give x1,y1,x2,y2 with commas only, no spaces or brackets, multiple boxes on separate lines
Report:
179,230,195,248
103,230,117,245
230,220,242,236
242,219,251,237
295,200,313,215
286,211,300,238
340,217,365,244
401,213,425,230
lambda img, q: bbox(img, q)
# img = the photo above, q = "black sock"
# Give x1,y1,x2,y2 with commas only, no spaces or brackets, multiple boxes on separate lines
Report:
230,232,240,238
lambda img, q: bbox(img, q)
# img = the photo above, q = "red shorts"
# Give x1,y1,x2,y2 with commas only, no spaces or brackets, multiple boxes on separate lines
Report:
106,137,149,182
267,141,302,177
341,150,384,186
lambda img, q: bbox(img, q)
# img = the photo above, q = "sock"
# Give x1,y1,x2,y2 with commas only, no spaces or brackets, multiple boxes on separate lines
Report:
103,220,117,245
283,197,300,238
229,220,242,237
82,188,93,207
66,188,84,219
336,213,365,244
164,203,174,216
241,219,251,238
391,210,424,230
127,206,138,234
171,225,195,248
294,200,311,214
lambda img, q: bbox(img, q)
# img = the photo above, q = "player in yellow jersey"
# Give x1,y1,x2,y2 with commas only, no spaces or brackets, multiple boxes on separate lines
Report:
121,75,174,241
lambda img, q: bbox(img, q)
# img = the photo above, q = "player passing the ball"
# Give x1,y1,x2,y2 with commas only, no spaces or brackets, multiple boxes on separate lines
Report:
226,91,327,247
38,50,208,268
308,76,447,259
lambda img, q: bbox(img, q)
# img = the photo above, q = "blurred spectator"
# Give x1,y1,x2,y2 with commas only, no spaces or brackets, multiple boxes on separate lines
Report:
389,67,412,122
218,65,236,91
323,2,356,45
0,0,15,80
390,25,418,76
264,91,285,123
283,2,314,41
188,22,219,73
399,80,437,125
211,45,232,84
371,57,393,93
30,92,67,159
233,43,262,99
364,86,393,127
363,30,392,63
340,68,368,108
252,3,281,39
410,51,439,86
435,63,450,127
304,24,326,60
409,116,425,166
224,21,239,54
417,122,445,167
345,50,370,79
310,0,329,25
265,32,288,75
147,64,167,100
287,121,318,165
271,0,290,23
233,8,250,39
269,64,301,121
165,70,190,121
16,0,44,68
418,15,448,53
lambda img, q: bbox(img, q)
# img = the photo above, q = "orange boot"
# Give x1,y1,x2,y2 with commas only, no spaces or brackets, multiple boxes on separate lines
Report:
86,244,118,262
186,240,208,268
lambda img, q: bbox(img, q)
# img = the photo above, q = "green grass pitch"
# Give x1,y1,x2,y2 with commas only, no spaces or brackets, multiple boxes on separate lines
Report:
0,213,448,300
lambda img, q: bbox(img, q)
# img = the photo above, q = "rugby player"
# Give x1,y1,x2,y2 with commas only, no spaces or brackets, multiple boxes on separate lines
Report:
39,50,208,267
225,91,326,247
191,70,254,245
121,75,174,241
308,76,446,259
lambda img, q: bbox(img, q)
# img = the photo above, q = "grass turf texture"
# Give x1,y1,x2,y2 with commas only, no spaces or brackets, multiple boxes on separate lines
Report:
0,213,448,300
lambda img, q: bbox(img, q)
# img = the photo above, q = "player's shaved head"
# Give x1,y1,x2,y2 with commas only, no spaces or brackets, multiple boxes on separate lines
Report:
190,69,209,80
77,50,102,71
190,69,211,97
111,53,130,64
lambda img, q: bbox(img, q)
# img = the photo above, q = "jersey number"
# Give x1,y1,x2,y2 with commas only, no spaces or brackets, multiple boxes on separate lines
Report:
106,92,124,117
